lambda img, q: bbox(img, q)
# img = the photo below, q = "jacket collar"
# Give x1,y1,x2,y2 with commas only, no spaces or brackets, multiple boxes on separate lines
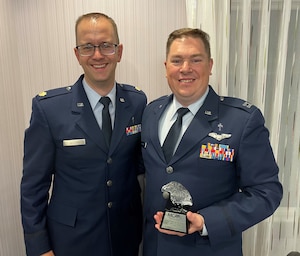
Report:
152,85,220,164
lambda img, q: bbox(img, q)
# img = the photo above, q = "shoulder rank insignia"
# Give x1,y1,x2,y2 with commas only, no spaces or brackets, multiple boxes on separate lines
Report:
208,132,231,141
38,91,47,97
242,101,252,108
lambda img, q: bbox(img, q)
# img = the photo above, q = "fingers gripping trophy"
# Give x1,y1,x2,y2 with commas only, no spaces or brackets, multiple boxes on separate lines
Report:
160,181,193,234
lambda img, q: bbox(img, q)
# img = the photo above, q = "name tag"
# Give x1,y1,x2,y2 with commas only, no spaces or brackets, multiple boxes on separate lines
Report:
63,139,86,147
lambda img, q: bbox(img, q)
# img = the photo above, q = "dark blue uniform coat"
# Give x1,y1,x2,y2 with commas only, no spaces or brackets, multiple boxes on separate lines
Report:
21,75,147,256
141,86,282,256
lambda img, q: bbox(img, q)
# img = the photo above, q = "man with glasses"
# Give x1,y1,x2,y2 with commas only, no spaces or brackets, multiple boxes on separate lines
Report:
21,12,146,256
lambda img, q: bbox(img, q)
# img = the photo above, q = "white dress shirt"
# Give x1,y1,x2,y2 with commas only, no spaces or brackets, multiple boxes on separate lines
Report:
82,78,116,129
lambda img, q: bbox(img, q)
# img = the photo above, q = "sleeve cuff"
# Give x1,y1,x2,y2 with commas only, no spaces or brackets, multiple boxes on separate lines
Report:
199,222,208,236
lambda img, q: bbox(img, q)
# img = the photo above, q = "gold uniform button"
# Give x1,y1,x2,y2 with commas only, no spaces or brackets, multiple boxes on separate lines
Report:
107,202,113,208
107,158,113,164
107,180,113,186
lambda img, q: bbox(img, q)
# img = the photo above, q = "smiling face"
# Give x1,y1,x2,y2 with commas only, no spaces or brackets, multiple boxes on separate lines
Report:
74,17,123,94
165,36,213,107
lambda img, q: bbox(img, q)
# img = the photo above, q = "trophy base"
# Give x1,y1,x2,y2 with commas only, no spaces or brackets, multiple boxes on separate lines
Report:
160,210,188,234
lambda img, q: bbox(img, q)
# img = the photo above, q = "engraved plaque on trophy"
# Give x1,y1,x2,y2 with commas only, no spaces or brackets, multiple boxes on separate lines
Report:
160,181,193,234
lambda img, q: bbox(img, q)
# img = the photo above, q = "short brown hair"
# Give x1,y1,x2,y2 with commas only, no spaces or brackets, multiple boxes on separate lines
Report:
75,12,119,44
166,28,211,58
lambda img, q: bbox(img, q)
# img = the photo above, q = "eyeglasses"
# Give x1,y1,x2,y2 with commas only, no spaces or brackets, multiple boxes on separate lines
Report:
76,42,118,56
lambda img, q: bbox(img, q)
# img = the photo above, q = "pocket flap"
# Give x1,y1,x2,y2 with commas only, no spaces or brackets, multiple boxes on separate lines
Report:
47,201,77,227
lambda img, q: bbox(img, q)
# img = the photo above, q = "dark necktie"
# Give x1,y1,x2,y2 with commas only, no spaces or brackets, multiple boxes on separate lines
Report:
100,97,112,146
162,107,189,163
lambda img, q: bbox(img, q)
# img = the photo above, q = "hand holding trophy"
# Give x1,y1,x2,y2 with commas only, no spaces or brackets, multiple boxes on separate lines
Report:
160,181,193,234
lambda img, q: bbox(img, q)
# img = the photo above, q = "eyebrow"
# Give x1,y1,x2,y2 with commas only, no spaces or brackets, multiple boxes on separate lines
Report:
170,53,206,58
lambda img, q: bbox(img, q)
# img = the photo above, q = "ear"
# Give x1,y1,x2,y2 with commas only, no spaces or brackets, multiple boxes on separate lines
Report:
74,47,81,64
116,44,123,62
164,61,168,77
209,58,213,73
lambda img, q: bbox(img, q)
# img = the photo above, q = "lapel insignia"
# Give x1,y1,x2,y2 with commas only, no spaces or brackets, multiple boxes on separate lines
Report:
200,143,234,162
217,123,223,131
208,132,231,141
77,102,84,107
119,98,125,103
205,110,212,115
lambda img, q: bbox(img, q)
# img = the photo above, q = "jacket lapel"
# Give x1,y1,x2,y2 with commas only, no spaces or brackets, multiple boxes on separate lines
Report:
71,77,108,152
150,96,173,163
109,83,134,153
171,87,220,164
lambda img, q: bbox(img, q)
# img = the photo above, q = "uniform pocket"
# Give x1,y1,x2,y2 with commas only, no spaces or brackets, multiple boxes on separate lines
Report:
47,201,77,227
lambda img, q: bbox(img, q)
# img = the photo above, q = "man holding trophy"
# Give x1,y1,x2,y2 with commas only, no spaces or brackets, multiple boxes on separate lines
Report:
141,28,283,256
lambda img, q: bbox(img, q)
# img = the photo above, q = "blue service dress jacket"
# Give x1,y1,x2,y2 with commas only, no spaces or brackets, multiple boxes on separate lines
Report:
141,86,282,256
21,75,147,256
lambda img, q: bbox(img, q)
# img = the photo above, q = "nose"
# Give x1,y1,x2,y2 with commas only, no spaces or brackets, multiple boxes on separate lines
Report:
92,46,104,58
180,60,192,72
